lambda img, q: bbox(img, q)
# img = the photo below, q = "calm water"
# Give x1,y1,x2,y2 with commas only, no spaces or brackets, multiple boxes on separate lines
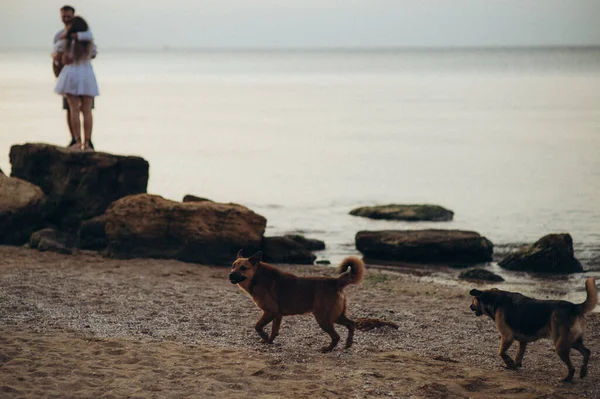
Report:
1,48,599,299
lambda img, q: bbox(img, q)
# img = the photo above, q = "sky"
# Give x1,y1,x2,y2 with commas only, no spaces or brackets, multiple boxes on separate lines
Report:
2,0,600,50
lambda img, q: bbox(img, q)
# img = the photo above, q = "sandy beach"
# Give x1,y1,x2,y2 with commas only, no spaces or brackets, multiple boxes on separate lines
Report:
0,246,599,399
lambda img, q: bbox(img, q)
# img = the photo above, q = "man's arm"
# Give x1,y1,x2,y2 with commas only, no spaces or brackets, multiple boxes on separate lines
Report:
75,30,97,59
52,39,65,77
76,30,94,42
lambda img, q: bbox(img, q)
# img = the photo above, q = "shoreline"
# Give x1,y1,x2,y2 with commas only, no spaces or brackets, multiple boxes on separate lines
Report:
1,246,599,398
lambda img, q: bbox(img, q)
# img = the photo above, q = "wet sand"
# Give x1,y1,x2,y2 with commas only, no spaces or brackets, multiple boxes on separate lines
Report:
1,246,598,398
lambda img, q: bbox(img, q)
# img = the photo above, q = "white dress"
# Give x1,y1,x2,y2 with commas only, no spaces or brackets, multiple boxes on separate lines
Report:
54,39,99,97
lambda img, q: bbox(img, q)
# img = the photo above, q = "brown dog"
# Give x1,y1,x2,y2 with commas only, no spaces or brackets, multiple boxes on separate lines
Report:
229,250,365,352
470,277,597,382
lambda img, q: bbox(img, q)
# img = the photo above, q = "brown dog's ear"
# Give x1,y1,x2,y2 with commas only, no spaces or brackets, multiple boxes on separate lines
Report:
470,289,483,297
236,249,244,259
248,251,262,266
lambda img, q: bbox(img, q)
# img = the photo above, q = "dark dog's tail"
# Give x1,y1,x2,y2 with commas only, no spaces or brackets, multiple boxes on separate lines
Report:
577,277,598,314
337,256,365,288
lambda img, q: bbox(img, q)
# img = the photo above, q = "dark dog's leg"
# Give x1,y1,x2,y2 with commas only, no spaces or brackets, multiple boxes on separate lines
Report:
572,338,591,379
255,312,276,343
498,337,517,369
335,313,356,349
318,321,340,353
514,341,527,368
556,344,576,382
269,315,282,343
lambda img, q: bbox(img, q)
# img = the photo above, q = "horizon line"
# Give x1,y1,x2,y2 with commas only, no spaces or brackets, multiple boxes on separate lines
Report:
2,44,600,53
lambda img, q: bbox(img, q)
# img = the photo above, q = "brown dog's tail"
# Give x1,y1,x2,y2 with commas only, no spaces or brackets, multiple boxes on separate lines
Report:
577,277,598,314
337,256,365,288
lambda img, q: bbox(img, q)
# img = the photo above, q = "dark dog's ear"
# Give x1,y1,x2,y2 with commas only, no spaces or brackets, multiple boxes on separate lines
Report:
236,249,244,259
248,251,262,266
470,289,484,297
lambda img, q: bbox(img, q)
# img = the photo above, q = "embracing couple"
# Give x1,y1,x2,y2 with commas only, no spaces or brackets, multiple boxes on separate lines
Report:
52,5,99,152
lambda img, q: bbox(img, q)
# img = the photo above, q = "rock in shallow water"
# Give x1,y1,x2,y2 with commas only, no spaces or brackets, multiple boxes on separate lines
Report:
498,233,583,274
355,229,493,264
350,204,454,221
459,268,504,282
10,143,149,229
105,194,266,265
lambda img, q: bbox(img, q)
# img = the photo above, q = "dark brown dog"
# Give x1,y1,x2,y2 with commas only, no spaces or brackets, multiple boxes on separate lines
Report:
470,277,597,382
229,250,365,352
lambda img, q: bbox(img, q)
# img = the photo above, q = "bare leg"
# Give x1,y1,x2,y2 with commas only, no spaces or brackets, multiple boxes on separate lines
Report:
66,107,76,143
269,315,282,343
498,337,517,369
335,313,356,349
514,341,527,368
66,95,82,148
81,96,94,150
572,338,591,379
255,312,275,343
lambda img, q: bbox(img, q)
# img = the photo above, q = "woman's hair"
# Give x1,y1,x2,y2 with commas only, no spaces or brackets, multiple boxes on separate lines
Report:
66,16,92,61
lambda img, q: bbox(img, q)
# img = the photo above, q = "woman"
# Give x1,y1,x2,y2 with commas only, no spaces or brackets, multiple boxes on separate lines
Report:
53,16,99,151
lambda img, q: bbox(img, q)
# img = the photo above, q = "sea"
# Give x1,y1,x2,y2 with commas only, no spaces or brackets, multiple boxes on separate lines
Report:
1,48,599,303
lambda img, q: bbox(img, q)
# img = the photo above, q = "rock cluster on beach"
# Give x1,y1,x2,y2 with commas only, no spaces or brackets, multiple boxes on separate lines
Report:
0,143,589,273
0,143,325,265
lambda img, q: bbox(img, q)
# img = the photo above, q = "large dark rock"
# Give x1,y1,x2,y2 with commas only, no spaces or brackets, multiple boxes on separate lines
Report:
10,143,149,230
263,236,317,264
78,215,107,250
498,234,583,274
283,234,325,251
459,268,504,282
350,204,454,221
29,228,76,254
105,194,267,265
355,229,493,263
0,173,46,245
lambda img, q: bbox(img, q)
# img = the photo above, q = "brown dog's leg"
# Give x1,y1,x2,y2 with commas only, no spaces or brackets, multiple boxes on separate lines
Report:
572,338,591,379
498,337,517,369
255,312,275,343
269,315,282,343
318,322,340,353
514,341,527,368
556,343,576,382
335,313,356,349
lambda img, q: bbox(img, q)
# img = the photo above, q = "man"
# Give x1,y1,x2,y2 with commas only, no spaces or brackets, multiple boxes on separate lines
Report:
53,5,96,148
